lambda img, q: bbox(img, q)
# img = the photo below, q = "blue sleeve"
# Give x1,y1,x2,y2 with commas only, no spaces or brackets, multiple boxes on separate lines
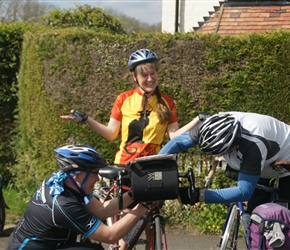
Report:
204,173,260,204
158,132,197,154
84,219,101,237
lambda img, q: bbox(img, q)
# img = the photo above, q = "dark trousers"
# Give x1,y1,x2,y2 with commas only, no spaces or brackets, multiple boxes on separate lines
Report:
247,175,290,213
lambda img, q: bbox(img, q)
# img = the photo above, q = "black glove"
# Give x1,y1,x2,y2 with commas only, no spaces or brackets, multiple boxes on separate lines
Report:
198,111,212,121
179,186,200,205
69,110,88,122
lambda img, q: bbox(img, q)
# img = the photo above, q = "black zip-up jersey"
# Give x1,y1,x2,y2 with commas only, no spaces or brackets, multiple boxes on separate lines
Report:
6,175,101,249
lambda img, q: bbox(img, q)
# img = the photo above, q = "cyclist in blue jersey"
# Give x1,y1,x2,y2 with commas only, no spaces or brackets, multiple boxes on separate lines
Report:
6,145,147,250
160,112,290,213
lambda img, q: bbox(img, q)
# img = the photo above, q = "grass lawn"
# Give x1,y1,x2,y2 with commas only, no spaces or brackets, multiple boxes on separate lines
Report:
3,188,30,225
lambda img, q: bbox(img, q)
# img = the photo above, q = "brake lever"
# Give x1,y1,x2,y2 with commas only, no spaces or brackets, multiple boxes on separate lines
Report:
188,167,196,194
117,169,128,210
117,171,123,210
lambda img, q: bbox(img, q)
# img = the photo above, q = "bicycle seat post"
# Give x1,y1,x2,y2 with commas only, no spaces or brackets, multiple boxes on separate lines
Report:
274,174,280,189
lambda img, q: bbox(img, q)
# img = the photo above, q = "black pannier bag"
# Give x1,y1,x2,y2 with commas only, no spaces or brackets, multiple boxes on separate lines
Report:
127,154,179,202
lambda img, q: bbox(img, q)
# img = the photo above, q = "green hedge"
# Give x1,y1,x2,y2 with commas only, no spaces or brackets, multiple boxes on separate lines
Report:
0,22,24,184
202,32,290,120
10,28,290,190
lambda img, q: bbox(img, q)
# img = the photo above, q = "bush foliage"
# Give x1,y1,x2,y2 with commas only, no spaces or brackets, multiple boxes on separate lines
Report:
0,22,25,183
40,5,126,34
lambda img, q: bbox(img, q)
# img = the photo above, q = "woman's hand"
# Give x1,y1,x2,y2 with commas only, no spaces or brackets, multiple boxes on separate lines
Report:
60,110,88,122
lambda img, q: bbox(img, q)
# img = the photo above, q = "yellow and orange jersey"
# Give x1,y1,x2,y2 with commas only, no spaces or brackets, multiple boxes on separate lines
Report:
111,88,177,164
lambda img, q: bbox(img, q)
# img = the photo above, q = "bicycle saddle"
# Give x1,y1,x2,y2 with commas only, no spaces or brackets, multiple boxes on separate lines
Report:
272,161,290,172
99,165,128,180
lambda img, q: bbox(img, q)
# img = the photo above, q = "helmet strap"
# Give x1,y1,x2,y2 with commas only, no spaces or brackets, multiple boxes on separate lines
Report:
135,78,150,95
142,93,149,120
67,172,91,197
134,78,150,120
81,172,90,189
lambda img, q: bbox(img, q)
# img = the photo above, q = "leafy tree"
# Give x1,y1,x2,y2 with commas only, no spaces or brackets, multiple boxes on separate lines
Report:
40,4,127,35
106,8,161,33
0,0,54,22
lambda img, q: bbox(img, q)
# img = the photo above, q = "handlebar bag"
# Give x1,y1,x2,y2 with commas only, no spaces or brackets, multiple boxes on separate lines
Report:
249,202,290,250
127,154,179,202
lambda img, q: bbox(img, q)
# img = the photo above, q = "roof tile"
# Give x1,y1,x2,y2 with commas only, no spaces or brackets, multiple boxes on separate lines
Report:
198,3,290,35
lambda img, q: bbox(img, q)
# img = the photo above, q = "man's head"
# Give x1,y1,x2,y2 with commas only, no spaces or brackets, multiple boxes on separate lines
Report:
49,145,108,197
54,145,108,173
198,113,242,156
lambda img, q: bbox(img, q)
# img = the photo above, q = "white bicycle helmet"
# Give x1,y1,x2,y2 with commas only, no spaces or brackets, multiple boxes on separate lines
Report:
198,113,241,155
128,48,158,71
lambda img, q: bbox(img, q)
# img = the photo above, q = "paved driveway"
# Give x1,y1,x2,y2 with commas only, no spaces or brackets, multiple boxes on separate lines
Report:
0,225,248,250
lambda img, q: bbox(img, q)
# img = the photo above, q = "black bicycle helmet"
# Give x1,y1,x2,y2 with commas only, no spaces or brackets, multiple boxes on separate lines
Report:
54,145,108,173
128,48,158,71
198,113,242,155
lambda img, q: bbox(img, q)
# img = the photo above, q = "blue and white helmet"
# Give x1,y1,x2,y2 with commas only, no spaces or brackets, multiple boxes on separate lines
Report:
198,113,241,155
128,48,158,71
54,145,108,172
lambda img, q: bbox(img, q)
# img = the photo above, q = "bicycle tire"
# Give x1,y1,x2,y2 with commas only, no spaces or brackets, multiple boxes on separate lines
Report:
218,204,239,250
154,215,164,250
126,218,148,250
160,220,168,250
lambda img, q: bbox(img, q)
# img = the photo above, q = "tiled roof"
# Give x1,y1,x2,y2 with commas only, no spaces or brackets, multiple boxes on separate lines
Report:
198,4,290,35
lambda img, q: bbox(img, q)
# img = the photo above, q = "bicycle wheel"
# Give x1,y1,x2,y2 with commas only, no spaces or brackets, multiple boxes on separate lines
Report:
218,204,239,250
154,215,167,250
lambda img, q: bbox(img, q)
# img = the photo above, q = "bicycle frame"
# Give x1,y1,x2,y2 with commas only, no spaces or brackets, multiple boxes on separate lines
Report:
95,166,169,250
217,201,249,250
126,202,167,250
94,165,195,250
105,182,130,226
126,167,195,250
217,166,289,250
97,176,131,249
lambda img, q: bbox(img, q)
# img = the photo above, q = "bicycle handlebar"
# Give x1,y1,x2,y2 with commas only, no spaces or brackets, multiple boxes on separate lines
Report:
101,166,196,210
178,167,196,192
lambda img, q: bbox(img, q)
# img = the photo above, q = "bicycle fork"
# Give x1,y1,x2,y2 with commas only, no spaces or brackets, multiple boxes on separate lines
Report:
148,214,167,250
126,210,167,250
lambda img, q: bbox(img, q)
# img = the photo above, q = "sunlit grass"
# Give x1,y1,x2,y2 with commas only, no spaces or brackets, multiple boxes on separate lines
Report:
3,188,32,225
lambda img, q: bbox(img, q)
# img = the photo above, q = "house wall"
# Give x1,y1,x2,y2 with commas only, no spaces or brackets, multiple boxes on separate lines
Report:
162,0,221,33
